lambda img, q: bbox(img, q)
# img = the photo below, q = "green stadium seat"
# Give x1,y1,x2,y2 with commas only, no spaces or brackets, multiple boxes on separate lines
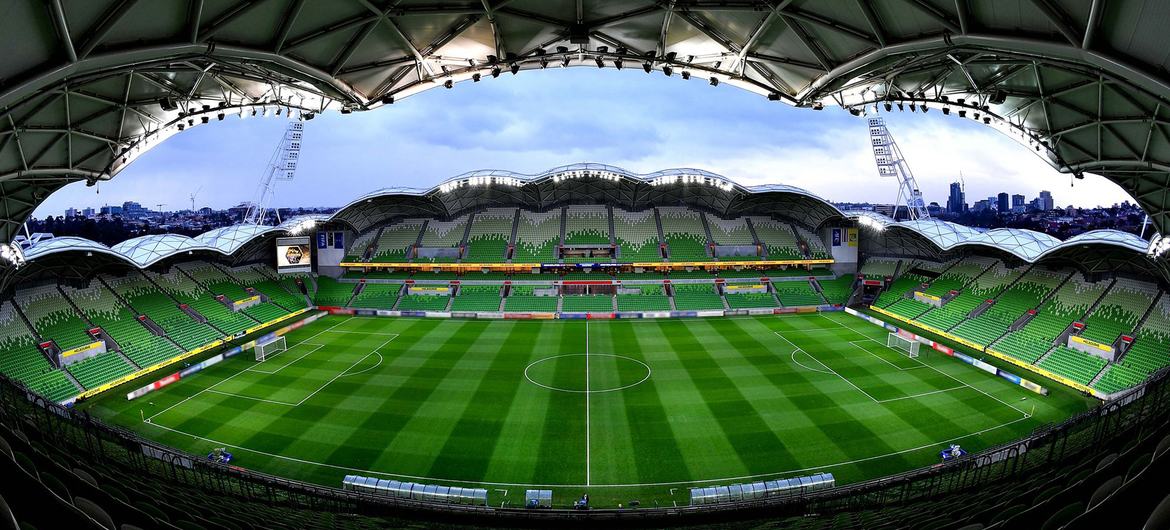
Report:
313,277,356,306
773,280,823,306
15,285,94,353
818,276,856,304
671,284,723,311
513,210,561,263
564,206,610,245
724,292,776,309
450,286,503,312
66,352,134,390
463,208,514,262
503,286,558,312
396,295,450,312
658,207,709,261
369,220,423,262
63,282,182,370
750,217,804,260
349,283,400,309
613,209,662,262
561,295,614,312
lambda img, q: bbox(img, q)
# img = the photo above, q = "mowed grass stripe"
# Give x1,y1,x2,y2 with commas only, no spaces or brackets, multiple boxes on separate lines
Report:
656,320,795,476
589,320,687,484
534,323,588,484
426,321,539,481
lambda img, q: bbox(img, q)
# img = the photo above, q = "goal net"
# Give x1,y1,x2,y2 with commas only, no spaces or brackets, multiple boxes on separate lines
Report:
255,336,287,361
887,333,921,358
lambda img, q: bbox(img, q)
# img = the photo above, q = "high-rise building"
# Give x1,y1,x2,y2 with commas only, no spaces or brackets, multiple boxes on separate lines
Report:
946,182,966,213
82,207,95,218
1038,190,1054,211
973,199,990,212
1012,194,1025,212
65,207,77,218
997,192,1009,213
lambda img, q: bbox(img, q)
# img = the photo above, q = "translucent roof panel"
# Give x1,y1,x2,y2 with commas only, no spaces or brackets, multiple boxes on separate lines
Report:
1053,229,1151,255
961,228,1062,261
110,234,214,267
195,224,279,254
896,219,982,248
22,236,118,261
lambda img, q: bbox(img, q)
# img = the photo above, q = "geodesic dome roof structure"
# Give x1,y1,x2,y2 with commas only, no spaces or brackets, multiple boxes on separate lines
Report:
3,0,1170,244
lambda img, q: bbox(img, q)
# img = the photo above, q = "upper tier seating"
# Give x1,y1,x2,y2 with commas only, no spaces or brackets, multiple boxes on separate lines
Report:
658,207,709,261
105,273,221,351
613,209,662,262
63,282,181,369
564,206,610,245
773,281,823,307
922,257,995,296
794,225,830,259
178,262,249,300
344,229,378,262
418,216,469,263
948,267,1062,346
923,261,1027,333
705,215,755,245
0,301,76,401
349,283,399,309
14,285,93,352
671,284,724,311
451,286,503,312
1080,278,1158,344
370,220,424,262
513,210,561,262
749,217,804,260
463,208,514,262
859,257,907,280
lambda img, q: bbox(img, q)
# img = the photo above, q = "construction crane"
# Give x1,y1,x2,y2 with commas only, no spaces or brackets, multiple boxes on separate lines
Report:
867,117,930,220
244,121,304,225
189,186,201,212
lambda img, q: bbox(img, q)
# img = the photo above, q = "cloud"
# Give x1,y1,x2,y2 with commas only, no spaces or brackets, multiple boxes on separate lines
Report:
34,69,1134,218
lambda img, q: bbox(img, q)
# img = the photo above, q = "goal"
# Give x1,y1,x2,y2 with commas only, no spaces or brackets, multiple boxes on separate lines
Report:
887,333,921,358
255,336,287,361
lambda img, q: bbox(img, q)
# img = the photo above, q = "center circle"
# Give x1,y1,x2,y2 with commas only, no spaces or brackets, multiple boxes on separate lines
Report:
524,354,651,393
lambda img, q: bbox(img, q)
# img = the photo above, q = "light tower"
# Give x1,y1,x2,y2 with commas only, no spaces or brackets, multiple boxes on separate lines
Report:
244,121,304,225
867,117,930,220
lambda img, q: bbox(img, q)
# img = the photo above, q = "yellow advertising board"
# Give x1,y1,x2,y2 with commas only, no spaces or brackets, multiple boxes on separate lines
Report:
60,341,103,359
1070,335,1113,352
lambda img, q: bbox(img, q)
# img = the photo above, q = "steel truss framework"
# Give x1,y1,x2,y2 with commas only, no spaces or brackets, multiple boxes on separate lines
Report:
2,0,1170,244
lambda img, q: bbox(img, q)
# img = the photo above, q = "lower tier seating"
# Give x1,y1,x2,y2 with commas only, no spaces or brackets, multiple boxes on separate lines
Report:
561,295,614,312
724,292,777,309
396,295,450,312
1037,346,1107,386
66,352,134,390
671,285,724,311
773,281,822,307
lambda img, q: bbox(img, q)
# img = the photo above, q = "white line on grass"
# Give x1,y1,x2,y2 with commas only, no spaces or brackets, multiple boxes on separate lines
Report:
145,414,1032,489
144,316,355,423
833,314,1032,417
847,340,925,371
585,319,590,487
246,343,325,375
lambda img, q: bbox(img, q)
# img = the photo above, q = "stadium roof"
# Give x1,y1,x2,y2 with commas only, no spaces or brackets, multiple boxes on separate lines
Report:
3,0,1170,244
331,163,841,233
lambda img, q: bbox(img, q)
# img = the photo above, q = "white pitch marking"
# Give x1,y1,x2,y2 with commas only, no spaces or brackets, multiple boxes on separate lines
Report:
585,319,591,487
245,343,325,375
847,340,925,371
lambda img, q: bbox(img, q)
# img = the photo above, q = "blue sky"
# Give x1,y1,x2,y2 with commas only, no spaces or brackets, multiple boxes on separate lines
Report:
37,68,1133,217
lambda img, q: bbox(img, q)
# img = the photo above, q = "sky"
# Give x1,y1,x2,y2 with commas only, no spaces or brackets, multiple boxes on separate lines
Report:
35,68,1134,217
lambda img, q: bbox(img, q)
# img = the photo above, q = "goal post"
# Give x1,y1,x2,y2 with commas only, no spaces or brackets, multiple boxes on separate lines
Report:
887,333,921,358
255,336,287,361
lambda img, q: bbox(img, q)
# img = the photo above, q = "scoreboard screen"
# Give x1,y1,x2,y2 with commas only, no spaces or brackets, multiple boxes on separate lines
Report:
275,236,312,273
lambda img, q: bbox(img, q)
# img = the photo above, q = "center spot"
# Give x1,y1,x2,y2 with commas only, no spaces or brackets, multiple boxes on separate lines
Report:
524,354,651,393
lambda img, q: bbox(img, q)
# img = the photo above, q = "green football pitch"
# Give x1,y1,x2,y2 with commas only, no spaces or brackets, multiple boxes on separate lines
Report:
88,312,1093,508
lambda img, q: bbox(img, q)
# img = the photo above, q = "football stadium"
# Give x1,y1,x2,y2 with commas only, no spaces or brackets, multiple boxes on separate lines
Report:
3,1,1170,529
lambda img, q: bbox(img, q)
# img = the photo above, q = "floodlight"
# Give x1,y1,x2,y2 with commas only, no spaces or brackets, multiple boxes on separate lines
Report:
942,107,950,115
769,93,781,101
595,56,605,68
201,116,209,124
217,112,225,121
491,66,501,78
958,109,966,117
681,70,690,80
709,77,719,86
883,102,892,112
643,61,652,73
510,63,520,75
848,108,861,116
472,73,481,82
443,79,454,89
561,55,571,67
662,65,673,76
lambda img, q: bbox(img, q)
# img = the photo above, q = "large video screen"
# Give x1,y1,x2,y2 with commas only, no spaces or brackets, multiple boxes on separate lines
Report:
275,236,312,273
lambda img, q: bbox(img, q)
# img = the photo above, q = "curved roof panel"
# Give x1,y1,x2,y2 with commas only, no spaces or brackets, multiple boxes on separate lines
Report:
22,237,121,262
195,224,281,254
847,212,1154,264
110,234,216,268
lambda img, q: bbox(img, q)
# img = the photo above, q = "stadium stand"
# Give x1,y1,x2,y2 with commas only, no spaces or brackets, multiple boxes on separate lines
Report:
917,260,1024,332
1097,294,1170,392
463,208,514,262
1080,278,1157,344
13,285,94,352
794,225,830,259
396,294,450,312
513,210,561,262
343,229,378,262
503,286,557,312
773,280,823,307
62,282,182,369
451,286,503,312
149,268,255,336
349,283,400,309
0,301,76,401
231,265,307,310
1038,346,1109,386
312,276,356,307
750,217,804,260
858,257,908,280
671,284,724,311
951,268,1069,346
66,352,134,390
724,291,777,309
369,220,423,262
563,205,610,244
561,294,614,312
616,285,671,312
418,215,469,262
705,215,755,245
612,209,662,262
104,273,221,351
658,207,710,261
818,276,856,305
994,275,1111,364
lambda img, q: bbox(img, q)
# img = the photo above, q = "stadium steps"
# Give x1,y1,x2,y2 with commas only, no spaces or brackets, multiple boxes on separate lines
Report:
770,284,784,307
507,208,520,261
1033,344,1060,366
698,212,715,254
456,211,475,262
743,217,764,250
1133,291,1165,337
606,205,616,246
55,286,95,329
653,208,667,259
667,286,677,310
110,348,141,371
364,225,386,260
1080,277,1118,321
719,287,730,310
411,220,428,261
790,225,812,259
